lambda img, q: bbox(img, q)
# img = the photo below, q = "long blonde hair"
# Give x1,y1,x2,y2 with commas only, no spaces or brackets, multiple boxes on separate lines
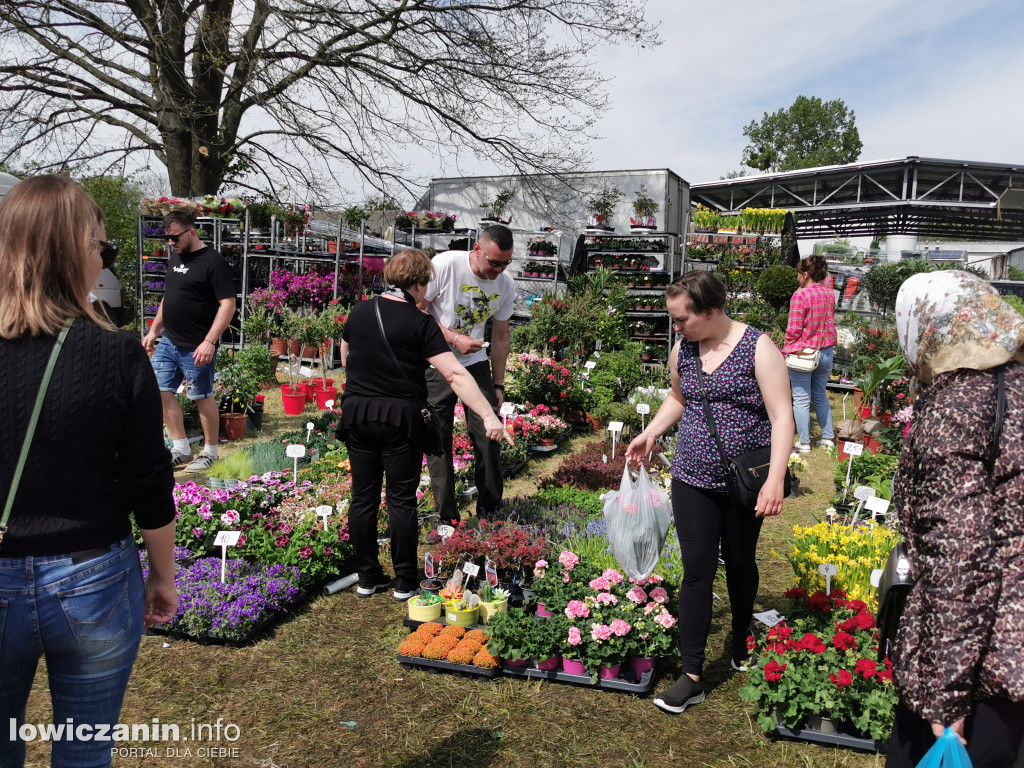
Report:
0,175,113,337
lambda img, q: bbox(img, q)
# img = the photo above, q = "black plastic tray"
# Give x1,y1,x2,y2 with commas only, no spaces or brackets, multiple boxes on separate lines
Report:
501,459,529,478
774,724,882,753
501,660,654,694
396,654,500,679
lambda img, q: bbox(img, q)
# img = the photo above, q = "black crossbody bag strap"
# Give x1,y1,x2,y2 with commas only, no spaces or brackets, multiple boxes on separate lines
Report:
986,364,1007,474
373,297,434,425
691,349,733,478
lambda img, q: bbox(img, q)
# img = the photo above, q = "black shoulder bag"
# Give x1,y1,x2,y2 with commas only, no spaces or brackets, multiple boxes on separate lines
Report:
373,298,447,457
692,352,791,508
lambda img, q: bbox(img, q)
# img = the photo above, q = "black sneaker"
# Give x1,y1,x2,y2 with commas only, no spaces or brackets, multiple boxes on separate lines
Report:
356,579,391,598
653,674,706,714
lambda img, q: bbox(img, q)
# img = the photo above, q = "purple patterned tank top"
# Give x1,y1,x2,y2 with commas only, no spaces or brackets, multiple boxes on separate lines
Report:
670,325,772,491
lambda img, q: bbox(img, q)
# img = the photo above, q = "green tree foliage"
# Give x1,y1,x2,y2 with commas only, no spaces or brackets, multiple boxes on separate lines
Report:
80,175,143,325
755,265,799,314
859,259,936,315
742,96,863,173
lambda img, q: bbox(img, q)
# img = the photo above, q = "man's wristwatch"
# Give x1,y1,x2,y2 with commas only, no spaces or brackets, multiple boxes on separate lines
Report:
493,384,504,391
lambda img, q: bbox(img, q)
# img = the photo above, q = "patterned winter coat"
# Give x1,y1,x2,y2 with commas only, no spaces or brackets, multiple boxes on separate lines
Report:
892,363,1024,723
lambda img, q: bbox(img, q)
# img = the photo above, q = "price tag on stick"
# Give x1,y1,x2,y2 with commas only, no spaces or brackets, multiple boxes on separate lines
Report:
485,558,498,588
424,553,435,580
818,562,839,595
636,403,650,433
286,443,306,484
842,440,864,499
315,505,333,528
462,561,480,579
865,496,891,518
607,421,624,459
499,401,515,429
214,531,241,583
306,421,315,442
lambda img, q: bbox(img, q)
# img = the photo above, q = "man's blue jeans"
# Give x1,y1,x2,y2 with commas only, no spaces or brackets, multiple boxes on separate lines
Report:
0,536,144,767
789,346,835,446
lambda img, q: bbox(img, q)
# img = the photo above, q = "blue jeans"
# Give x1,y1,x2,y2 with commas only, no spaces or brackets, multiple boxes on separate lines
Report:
151,337,217,400
789,346,835,445
0,536,144,768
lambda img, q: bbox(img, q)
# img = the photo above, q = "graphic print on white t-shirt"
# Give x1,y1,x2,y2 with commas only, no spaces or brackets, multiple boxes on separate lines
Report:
453,283,502,333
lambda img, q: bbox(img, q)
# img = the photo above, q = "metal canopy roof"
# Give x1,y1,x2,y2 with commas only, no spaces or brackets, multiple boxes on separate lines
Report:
691,157,1024,241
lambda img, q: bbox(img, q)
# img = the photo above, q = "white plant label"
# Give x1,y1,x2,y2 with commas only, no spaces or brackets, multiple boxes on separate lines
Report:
485,559,499,587
595,339,602,351
602,454,608,464
176,383,185,395
842,441,864,456
214,531,241,547
865,496,891,516
286,444,306,458
819,562,839,595
593,351,601,359
499,402,516,417
436,524,455,541
305,421,315,442
315,505,333,525
424,553,435,579
461,562,480,578
584,361,597,370
853,485,876,500
299,366,315,377
607,421,624,433
753,609,785,627
635,404,651,415
324,399,334,410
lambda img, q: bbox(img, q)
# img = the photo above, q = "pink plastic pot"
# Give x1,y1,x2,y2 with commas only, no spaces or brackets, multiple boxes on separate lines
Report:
561,658,586,675
598,663,622,680
535,656,560,671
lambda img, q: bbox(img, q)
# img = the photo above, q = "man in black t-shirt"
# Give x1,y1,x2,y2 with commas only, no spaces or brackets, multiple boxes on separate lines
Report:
142,210,236,472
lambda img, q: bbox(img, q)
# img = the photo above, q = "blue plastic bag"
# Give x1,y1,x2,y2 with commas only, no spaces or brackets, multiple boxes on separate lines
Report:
916,728,972,768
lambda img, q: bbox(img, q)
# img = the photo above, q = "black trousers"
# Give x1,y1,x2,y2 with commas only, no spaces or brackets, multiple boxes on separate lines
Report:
886,700,1024,768
425,361,502,522
672,479,764,676
345,421,423,590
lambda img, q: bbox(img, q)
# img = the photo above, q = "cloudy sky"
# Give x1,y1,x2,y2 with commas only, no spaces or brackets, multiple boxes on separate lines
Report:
583,0,1024,186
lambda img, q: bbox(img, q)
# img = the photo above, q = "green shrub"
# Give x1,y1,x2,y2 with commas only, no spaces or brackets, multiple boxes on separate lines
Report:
208,450,254,480
1004,294,1024,315
237,345,279,387
860,260,933,314
755,265,799,313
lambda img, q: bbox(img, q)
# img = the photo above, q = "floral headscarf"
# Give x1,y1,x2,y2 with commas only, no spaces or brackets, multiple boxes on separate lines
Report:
895,270,1024,384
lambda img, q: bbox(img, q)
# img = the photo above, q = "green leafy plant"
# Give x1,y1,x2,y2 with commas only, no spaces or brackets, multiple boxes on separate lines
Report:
854,353,905,417
236,344,278,387
860,259,934,315
587,186,622,226
482,188,515,221
486,608,532,663
632,184,659,219
755,265,800,314
216,356,261,414
521,614,569,662
208,450,254,481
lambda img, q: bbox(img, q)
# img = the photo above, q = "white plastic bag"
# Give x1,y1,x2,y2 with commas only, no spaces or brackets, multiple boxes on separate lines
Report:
602,464,672,580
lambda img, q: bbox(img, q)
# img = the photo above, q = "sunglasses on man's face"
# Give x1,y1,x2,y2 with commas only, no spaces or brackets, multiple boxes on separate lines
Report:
91,239,119,269
165,229,192,243
485,257,512,269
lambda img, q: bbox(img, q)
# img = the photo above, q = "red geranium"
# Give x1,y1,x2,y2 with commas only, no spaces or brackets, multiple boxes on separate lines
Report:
854,658,878,679
794,632,826,654
832,631,858,651
829,669,853,689
784,587,807,599
808,590,831,612
764,660,787,682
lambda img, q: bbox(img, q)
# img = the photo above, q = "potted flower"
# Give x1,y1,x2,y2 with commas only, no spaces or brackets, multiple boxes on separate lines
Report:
787,454,808,498
215,358,260,439
630,184,659,230
444,592,480,627
587,186,622,231
486,608,531,666
738,587,898,742
481,189,515,224
522,614,568,670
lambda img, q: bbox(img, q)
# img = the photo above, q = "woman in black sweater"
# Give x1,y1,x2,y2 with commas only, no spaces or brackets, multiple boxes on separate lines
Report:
0,176,177,767
338,249,510,600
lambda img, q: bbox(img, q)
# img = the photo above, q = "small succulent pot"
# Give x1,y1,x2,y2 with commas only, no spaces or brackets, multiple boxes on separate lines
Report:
444,605,479,627
478,599,508,625
407,598,442,623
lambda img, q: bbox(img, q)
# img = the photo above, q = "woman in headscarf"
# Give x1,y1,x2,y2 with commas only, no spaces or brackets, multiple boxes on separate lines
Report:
886,270,1024,768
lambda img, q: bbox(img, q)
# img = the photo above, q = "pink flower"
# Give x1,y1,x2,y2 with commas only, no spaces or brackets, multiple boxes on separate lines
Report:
567,627,582,646
591,623,613,642
192,527,203,538
562,573,570,583
602,568,624,584
644,602,660,615
237,534,247,547
220,509,240,525
565,600,590,619
626,586,647,604
609,619,631,636
298,545,313,558
624,503,638,514
558,551,579,570
596,592,618,606
589,576,611,591
650,587,669,604
275,535,290,547
654,613,676,629
534,559,548,570
279,524,293,534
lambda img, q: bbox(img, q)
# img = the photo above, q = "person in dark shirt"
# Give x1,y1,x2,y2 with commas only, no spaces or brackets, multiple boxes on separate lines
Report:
142,209,236,472
337,249,511,600
0,175,177,767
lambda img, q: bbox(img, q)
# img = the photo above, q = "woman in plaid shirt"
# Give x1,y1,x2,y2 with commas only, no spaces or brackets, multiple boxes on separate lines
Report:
783,255,837,452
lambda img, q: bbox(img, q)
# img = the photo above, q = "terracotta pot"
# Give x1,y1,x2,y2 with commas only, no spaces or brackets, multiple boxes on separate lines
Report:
271,338,288,357
219,412,246,441
288,338,301,357
538,438,555,447
853,386,864,411
587,414,602,431
301,345,318,360
862,434,882,454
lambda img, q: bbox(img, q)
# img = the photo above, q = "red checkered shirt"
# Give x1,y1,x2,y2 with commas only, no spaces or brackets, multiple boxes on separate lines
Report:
783,283,837,354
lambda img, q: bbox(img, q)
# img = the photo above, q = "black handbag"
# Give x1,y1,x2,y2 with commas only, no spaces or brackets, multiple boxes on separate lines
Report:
373,298,447,457
692,354,791,508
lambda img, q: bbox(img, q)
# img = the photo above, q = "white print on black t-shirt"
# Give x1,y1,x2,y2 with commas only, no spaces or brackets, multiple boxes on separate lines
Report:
173,264,189,274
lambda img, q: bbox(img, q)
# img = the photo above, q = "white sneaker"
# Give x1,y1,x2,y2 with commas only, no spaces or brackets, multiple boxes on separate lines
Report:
798,443,811,454
819,439,835,449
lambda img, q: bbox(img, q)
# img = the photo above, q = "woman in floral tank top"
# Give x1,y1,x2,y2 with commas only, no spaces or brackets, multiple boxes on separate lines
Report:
626,271,794,716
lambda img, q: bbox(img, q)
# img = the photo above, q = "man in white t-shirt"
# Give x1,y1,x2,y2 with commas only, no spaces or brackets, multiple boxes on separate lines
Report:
420,225,516,527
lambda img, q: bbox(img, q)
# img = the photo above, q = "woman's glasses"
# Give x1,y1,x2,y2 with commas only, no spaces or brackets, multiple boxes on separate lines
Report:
91,239,119,269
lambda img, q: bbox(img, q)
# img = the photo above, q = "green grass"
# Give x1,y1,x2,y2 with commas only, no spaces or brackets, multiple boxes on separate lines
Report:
21,392,886,767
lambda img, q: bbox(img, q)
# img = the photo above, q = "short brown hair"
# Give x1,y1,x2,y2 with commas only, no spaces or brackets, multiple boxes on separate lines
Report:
163,209,196,231
666,270,726,313
383,249,433,289
0,175,112,338
798,254,828,282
